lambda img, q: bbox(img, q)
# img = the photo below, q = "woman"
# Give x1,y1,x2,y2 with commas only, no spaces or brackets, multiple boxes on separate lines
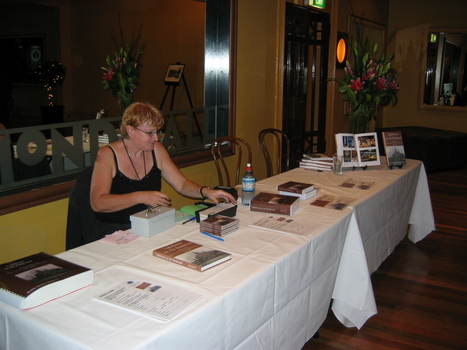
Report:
90,102,236,234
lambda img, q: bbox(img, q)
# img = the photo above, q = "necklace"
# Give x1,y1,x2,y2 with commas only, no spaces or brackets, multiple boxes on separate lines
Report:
122,139,146,180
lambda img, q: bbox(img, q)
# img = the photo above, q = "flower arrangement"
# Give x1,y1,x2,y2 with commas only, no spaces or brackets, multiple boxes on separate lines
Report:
101,25,144,115
334,38,399,133
34,59,66,106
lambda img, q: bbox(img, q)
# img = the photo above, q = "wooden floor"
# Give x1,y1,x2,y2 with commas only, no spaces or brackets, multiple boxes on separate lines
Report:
302,167,467,350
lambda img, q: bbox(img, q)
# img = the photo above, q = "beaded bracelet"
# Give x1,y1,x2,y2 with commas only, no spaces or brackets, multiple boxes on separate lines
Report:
200,186,210,199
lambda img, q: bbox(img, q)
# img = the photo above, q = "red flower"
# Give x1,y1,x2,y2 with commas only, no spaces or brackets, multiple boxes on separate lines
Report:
388,80,399,90
349,78,363,93
375,77,387,90
103,68,115,82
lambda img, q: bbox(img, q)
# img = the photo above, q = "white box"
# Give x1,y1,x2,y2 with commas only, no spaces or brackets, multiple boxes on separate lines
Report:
130,207,175,237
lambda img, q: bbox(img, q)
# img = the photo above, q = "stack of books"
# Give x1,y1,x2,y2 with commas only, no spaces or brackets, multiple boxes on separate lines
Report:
200,215,240,237
299,153,333,172
277,181,318,200
250,192,300,216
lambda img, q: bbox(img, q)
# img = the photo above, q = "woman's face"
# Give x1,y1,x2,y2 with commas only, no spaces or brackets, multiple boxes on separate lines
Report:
127,123,160,151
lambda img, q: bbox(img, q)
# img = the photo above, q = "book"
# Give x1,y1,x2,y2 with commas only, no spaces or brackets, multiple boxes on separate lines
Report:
335,132,381,167
303,153,333,161
0,252,93,309
277,181,315,194
249,192,300,216
299,157,333,172
381,131,406,167
153,240,231,272
95,279,203,323
278,188,318,200
199,215,239,237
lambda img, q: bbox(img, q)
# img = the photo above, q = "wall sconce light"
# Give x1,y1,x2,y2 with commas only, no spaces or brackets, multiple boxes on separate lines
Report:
305,0,326,9
336,32,348,69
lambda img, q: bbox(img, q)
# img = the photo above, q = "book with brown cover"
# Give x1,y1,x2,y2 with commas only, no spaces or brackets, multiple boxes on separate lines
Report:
153,240,231,271
277,181,315,194
0,252,93,309
249,192,300,216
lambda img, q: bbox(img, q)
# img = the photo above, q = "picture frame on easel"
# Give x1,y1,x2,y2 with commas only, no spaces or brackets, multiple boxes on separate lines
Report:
164,63,185,84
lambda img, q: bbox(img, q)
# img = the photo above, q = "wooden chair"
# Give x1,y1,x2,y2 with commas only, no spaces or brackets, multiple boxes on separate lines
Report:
258,128,290,177
210,136,253,187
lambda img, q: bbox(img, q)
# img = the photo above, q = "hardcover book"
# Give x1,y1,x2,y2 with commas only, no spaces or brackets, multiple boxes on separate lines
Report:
0,252,94,309
278,188,318,200
250,192,300,216
335,132,381,167
382,131,406,167
276,181,315,194
153,240,231,272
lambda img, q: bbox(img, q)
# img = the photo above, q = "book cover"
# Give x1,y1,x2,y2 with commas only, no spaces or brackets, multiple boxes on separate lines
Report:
382,131,406,167
335,132,381,167
277,181,314,194
153,240,231,272
250,192,300,216
0,252,93,309
303,153,333,161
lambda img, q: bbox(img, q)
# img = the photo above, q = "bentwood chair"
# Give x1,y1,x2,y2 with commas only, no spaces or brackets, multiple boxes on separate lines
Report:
258,128,290,177
66,166,100,250
210,136,253,187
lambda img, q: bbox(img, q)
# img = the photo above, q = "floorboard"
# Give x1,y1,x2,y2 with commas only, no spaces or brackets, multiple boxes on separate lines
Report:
302,167,467,350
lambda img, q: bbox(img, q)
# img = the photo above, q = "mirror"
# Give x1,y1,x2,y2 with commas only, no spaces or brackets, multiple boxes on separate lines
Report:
423,30,467,107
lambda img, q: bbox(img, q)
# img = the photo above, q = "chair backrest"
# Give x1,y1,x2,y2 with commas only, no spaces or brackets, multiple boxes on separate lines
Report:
258,128,290,177
210,136,253,187
66,166,99,250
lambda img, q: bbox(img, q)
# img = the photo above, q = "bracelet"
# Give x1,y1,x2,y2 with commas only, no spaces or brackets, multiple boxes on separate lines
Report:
200,186,210,199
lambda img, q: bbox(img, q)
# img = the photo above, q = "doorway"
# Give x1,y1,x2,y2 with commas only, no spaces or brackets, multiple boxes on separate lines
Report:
283,2,330,168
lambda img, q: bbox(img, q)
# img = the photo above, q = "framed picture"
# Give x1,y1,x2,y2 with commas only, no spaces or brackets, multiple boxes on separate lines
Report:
164,63,185,84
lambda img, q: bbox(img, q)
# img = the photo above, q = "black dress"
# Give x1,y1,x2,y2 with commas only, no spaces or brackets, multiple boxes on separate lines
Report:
95,146,162,234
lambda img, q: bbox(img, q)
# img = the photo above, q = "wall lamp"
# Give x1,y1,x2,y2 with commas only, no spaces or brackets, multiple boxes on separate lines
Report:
336,32,348,69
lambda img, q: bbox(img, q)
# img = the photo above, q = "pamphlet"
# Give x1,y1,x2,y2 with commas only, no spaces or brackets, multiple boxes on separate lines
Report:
250,215,321,236
95,280,203,322
310,194,354,210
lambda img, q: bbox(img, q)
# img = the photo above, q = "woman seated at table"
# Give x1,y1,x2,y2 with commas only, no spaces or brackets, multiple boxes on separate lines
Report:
90,102,236,234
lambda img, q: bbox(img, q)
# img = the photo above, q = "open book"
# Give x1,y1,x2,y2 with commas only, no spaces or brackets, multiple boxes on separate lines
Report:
335,132,381,167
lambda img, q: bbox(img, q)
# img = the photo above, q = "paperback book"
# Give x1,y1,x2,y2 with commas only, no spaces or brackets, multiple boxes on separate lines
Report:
335,132,381,167
310,194,354,211
250,192,300,216
153,240,231,272
0,252,93,309
276,181,315,194
200,215,240,237
381,131,406,167
299,157,333,172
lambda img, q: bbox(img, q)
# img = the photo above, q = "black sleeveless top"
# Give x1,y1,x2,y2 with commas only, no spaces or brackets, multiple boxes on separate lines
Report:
96,146,162,231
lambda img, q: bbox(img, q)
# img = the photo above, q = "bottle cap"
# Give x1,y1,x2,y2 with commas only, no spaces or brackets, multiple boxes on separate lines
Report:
246,163,252,171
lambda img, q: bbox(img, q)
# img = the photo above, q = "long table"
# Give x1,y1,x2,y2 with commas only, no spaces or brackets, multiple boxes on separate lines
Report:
0,159,434,349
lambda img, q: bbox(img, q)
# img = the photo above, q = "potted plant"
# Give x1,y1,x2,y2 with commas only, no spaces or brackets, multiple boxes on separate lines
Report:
34,59,66,124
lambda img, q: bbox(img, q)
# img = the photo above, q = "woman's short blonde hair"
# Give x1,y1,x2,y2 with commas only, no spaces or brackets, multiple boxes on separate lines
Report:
120,102,165,139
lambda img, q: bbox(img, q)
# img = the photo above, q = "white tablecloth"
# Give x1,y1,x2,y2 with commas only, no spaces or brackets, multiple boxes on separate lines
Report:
0,159,434,349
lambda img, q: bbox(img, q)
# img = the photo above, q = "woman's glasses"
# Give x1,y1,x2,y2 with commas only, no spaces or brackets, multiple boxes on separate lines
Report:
134,127,162,137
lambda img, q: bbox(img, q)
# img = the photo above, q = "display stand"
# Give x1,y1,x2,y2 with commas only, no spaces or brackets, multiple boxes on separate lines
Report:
388,164,404,170
160,63,202,136
351,165,368,171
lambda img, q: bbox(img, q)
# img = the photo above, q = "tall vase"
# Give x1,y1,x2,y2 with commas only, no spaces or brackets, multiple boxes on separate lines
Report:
349,103,377,134
117,90,133,116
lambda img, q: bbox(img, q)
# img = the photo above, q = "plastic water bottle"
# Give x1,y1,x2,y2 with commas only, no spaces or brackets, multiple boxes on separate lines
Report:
242,163,256,205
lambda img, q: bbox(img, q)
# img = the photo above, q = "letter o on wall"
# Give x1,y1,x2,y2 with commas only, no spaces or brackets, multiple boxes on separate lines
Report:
16,130,48,166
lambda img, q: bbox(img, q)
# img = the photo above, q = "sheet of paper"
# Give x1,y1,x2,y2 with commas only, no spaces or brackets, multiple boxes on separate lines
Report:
250,215,321,236
95,280,204,322
310,195,354,210
100,230,140,244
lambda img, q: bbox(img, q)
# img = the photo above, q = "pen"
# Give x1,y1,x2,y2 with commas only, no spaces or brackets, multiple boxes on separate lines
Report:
182,217,196,225
200,231,224,241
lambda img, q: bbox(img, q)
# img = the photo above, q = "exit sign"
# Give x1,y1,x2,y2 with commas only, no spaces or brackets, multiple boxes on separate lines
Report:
306,0,326,9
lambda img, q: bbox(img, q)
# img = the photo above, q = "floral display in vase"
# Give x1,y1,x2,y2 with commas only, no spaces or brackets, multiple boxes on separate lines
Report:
101,26,144,115
334,38,399,133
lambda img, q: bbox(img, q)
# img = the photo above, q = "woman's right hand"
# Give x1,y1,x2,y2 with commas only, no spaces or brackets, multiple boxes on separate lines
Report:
141,191,172,208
